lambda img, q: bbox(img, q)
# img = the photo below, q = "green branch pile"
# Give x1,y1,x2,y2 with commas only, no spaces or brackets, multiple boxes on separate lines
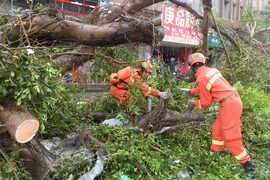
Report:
0,45,269,179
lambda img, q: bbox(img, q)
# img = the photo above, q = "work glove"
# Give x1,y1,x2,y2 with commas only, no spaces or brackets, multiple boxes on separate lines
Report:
188,100,195,111
178,88,190,93
159,92,170,100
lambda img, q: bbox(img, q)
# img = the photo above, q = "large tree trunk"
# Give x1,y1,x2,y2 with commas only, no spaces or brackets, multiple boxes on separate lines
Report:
202,0,212,57
0,134,57,180
20,138,58,180
0,101,39,143
1,5,163,47
52,45,95,74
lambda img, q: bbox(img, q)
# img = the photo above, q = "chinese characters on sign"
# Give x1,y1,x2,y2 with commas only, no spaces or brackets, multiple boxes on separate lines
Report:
162,4,202,45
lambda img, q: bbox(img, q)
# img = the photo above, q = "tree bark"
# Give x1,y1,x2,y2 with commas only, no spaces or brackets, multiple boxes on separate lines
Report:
20,138,58,180
136,99,205,131
1,6,163,47
202,0,212,57
52,45,95,74
0,101,39,143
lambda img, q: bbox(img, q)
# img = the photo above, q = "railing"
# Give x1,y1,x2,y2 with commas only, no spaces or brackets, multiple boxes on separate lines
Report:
56,0,99,9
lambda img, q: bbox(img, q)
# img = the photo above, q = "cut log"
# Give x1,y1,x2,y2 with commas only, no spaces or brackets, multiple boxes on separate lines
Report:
0,101,39,143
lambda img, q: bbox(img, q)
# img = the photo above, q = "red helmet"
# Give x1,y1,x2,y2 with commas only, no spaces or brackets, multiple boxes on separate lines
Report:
140,61,153,73
188,53,206,66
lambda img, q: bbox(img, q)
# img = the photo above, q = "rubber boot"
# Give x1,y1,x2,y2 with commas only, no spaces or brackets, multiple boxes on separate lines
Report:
243,161,255,179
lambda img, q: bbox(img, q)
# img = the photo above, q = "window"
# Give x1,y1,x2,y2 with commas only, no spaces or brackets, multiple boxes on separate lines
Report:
232,3,237,21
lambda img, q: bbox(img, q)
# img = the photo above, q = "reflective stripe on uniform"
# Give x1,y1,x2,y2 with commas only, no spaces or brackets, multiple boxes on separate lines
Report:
212,140,224,145
206,73,222,90
130,77,134,83
205,68,219,78
235,150,248,160
198,100,202,109
130,71,137,83
146,87,152,96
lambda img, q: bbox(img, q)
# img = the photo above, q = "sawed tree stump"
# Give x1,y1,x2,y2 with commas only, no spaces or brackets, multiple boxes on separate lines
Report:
0,101,39,143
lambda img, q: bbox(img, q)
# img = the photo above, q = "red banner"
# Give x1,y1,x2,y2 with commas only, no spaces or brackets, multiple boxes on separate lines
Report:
162,4,202,45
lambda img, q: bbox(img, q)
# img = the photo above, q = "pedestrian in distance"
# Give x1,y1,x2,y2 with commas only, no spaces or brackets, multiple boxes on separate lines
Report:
169,53,176,75
179,52,255,179
110,61,170,115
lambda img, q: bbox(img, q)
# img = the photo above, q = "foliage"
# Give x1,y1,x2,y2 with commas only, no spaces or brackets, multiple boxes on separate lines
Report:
45,155,95,180
235,82,270,144
0,149,32,180
239,3,270,31
207,4,270,88
73,80,269,179
90,46,140,83
210,41,270,89
239,4,256,29
0,49,90,138
0,47,95,178
76,114,268,180
254,5,270,44
257,5,270,29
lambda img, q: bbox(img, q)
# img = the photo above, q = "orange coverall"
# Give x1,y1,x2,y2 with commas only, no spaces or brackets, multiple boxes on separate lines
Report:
110,66,160,105
71,67,79,83
189,66,249,164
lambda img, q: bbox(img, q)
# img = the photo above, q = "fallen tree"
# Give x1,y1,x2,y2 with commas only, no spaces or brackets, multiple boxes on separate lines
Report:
1,0,269,73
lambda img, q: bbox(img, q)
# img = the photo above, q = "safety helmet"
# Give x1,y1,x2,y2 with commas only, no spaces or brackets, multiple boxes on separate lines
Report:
140,61,153,73
110,73,119,85
187,53,206,66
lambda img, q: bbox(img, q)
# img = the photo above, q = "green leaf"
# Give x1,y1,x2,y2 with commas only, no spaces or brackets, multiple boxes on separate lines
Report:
40,123,45,132
34,84,40,93
16,98,21,106
10,71,15,77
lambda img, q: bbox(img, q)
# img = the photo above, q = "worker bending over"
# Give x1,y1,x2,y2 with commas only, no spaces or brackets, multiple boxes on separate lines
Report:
110,62,170,114
179,53,255,179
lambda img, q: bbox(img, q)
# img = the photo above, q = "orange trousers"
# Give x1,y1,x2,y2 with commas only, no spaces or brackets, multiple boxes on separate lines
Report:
210,94,250,164
110,85,133,114
110,85,131,104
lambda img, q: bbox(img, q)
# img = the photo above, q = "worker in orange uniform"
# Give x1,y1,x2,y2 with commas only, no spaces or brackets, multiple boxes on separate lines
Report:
178,53,255,179
110,62,170,114
71,66,79,83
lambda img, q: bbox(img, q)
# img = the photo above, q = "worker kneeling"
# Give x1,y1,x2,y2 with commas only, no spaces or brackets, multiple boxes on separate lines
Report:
110,62,170,115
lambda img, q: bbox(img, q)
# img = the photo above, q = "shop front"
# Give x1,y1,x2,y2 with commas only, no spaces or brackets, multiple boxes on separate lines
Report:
160,4,202,75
